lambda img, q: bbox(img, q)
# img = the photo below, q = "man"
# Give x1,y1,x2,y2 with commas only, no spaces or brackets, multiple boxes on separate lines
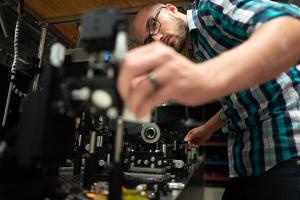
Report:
117,1,300,199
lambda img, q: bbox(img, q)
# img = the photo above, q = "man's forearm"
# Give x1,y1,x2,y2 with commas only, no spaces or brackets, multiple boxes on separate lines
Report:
199,17,300,100
203,108,225,134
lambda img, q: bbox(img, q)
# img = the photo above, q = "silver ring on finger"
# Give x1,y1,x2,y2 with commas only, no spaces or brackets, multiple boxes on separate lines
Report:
147,72,159,90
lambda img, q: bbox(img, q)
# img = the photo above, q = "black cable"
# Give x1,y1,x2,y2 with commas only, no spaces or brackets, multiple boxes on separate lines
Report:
8,0,30,98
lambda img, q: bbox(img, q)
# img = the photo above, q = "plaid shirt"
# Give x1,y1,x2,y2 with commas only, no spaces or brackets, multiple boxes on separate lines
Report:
187,0,300,177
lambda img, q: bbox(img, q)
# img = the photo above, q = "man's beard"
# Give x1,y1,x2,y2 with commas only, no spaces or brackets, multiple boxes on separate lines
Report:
174,17,188,52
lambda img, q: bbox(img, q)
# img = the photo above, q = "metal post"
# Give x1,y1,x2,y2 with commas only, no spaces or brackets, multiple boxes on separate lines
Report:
109,117,124,200
1,83,13,127
0,7,8,38
83,131,97,188
32,23,48,92
114,117,124,162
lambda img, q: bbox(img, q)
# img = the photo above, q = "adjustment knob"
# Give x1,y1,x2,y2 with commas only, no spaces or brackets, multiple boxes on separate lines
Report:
98,159,106,167
130,155,135,161
157,160,162,166
150,156,155,162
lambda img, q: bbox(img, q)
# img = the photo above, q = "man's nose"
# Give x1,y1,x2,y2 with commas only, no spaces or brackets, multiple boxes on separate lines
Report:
152,33,162,41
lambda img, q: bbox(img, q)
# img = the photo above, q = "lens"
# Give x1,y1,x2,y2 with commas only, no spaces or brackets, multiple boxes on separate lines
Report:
144,127,156,139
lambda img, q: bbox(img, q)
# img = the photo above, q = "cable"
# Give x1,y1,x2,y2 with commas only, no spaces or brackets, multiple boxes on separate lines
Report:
8,1,30,98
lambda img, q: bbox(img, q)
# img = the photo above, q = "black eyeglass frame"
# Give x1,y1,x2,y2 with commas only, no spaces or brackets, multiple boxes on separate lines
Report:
144,6,166,44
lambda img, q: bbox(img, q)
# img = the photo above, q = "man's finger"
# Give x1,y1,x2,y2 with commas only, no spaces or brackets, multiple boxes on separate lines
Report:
128,64,173,115
135,84,174,118
117,42,174,101
184,131,193,141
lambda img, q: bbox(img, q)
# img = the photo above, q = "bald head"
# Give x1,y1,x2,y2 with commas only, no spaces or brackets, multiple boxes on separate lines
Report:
132,3,164,43
131,3,188,52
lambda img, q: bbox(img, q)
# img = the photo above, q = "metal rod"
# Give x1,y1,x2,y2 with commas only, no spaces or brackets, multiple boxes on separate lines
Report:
0,7,8,38
89,131,97,154
2,83,13,127
162,144,167,157
114,117,124,162
32,24,47,92
83,130,97,188
97,135,103,147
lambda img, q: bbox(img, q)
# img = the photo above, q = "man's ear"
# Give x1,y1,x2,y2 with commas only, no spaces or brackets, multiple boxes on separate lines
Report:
166,3,178,14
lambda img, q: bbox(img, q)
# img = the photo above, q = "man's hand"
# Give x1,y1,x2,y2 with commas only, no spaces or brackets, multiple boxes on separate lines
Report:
184,125,214,148
118,42,214,119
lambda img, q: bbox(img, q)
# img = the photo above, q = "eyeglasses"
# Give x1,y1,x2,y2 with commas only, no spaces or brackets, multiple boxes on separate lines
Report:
144,6,166,44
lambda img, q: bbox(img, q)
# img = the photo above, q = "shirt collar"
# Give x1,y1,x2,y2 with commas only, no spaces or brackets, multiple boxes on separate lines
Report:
187,9,197,31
